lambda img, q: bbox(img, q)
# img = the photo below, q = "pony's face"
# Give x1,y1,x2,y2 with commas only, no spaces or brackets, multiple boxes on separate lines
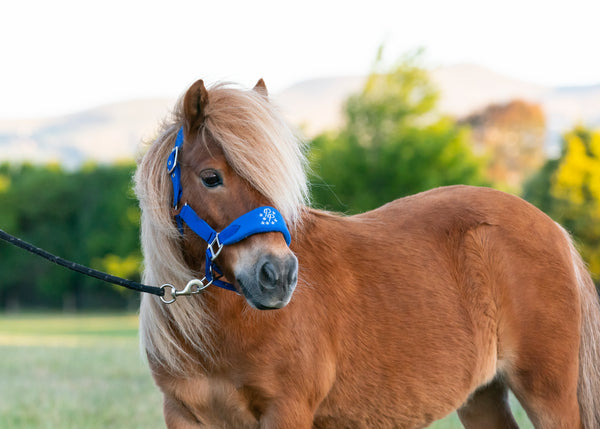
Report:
177,79,298,310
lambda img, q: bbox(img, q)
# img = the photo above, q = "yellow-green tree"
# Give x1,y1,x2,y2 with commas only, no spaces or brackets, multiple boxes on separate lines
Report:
524,126,600,281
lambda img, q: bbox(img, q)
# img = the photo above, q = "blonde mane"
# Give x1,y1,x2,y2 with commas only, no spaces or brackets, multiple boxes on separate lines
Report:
134,82,309,370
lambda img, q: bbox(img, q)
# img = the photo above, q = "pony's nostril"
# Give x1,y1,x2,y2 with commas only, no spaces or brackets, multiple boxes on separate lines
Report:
259,261,278,289
286,256,298,286
287,269,298,287
257,255,298,294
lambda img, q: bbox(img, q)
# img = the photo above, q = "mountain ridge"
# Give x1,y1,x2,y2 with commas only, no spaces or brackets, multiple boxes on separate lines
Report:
1,64,599,166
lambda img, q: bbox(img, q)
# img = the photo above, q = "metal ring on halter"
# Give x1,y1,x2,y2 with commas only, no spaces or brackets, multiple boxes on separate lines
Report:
160,284,177,304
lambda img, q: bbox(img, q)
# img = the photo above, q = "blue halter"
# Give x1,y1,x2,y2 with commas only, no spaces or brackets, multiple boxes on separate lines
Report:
167,126,291,293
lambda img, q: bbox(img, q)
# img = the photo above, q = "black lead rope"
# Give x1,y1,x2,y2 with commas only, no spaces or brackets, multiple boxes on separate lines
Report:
0,228,164,297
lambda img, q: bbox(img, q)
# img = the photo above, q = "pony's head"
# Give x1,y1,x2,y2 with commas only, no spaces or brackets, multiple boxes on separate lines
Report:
136,79,308,311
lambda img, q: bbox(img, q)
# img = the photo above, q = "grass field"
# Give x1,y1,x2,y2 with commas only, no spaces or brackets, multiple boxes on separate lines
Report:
0,313,533,428
0,313,164,429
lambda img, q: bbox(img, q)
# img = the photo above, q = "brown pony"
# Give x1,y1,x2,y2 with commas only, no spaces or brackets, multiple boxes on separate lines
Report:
134,78,600,428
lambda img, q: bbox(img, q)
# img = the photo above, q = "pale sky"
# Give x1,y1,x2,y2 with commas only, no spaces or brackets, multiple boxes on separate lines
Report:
1,0,599,119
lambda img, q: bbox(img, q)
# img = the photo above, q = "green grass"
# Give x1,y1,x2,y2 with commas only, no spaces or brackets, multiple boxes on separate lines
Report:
0,313,533,428
0,313,164,429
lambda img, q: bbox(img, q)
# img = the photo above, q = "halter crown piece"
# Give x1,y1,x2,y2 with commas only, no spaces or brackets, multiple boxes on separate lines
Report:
166,126,292,295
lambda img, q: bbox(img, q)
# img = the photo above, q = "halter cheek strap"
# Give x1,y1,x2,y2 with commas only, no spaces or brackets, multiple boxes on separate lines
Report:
167,128,184,208
167,126,292,293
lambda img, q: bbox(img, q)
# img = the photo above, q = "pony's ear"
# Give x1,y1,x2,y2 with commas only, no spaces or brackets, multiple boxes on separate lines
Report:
253,78,268,97
183,79,209,130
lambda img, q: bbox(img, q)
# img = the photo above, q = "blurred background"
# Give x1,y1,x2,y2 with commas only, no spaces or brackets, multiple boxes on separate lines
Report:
0,1,598,427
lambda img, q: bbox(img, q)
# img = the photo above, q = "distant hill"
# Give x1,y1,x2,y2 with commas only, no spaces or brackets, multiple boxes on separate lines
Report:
1,64,599,165
275,64,600,156
0,98,175,168
431,64,549,117
272,76,366,137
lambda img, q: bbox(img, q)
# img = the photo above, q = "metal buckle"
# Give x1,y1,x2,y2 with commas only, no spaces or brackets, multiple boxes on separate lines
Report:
207,234,223,261
167,146,179,175
159,278,212,304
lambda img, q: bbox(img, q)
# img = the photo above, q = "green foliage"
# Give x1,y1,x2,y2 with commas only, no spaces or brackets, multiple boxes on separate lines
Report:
309,53,486,213
523,125,600,281
0,163,141,310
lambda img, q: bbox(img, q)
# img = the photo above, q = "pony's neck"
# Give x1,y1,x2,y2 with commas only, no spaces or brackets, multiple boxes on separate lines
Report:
295,207,353,241
204,208,350,312
291,207,360,279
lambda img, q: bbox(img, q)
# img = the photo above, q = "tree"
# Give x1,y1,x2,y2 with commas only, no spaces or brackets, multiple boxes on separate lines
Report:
0,163,142,310
462,100,546,191
524,125,600,282
309,52,486,214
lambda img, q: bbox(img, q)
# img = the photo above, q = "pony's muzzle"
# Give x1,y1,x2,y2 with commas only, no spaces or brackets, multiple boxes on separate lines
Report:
237,252,298,310
258,254,298,293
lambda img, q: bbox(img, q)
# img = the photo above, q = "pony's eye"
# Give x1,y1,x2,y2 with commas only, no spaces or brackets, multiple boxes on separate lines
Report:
200,170,223,188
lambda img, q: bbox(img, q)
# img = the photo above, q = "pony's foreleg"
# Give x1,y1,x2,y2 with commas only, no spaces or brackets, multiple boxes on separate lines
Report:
259,400,315,429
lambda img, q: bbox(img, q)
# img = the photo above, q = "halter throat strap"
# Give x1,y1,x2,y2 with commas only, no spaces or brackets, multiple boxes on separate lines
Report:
167,126,291,293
